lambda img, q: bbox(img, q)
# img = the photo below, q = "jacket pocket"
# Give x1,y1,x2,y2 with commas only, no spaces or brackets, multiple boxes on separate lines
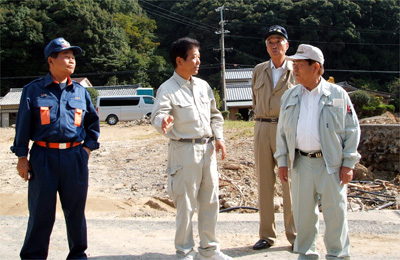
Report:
33,96,58,125
253,77,265,90
324,106,345,134
67,98,87,127
171,99,198,122
252,78,265,115
166,166,183,199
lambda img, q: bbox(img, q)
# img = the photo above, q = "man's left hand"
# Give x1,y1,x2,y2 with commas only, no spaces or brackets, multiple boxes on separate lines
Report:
278,166,289,183
83,146,91,157
215,140,226,160
340,166,353,185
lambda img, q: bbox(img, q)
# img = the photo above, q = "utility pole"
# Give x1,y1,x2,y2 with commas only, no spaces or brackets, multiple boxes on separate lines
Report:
215,5,229,111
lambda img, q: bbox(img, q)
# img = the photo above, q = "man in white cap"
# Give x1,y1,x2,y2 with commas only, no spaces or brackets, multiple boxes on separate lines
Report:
274,44,361,259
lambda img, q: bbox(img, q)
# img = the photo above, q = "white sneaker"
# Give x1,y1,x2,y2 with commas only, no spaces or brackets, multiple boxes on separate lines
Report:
178,250,197,260
196,251,233,260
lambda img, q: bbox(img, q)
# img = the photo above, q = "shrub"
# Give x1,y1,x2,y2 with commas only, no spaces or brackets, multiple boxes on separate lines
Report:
379,104,395,113
221,110,230,120
360,106,375,117
350,91,395,118
387,78,400,112
235,112,243,121
86,87,99,106
350,90,370,113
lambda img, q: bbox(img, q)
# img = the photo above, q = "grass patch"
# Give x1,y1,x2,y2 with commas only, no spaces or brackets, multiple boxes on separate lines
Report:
224,120,255,139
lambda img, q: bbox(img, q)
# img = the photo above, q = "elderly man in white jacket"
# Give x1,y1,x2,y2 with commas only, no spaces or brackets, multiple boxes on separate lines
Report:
275,44,361,260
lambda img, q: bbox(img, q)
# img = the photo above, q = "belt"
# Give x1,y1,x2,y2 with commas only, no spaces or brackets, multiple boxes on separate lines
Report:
178,136,214,144
296,149,323,158
35,141,81,149
255,118,278,123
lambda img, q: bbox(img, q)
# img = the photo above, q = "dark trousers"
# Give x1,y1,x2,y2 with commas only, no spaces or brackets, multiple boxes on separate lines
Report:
20,144,89,260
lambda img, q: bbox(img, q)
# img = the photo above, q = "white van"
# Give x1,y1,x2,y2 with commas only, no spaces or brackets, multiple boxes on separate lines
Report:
96,95,155,125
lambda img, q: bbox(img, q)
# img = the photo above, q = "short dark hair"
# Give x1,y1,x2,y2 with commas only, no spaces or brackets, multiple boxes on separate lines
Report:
170,37,200,68
46,52,59,70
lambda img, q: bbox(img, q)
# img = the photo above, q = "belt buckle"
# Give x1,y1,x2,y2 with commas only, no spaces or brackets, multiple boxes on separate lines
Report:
307,153,312,158
201,137,209,144
59,143,67,149
316,152,322,158
271,118,278,123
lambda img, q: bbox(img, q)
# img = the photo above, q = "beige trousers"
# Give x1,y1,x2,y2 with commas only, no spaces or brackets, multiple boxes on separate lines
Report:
291,155,350,260
254,121,296,245
167,140,220,258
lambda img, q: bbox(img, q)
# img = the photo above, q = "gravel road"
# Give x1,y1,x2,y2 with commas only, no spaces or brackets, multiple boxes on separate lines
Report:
1,211,399,260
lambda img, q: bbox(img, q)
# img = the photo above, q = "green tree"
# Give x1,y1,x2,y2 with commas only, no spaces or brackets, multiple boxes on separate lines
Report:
1,0,398,96
0,1,48,92
142,0,399,94
0,0,168,94
213,88,222,110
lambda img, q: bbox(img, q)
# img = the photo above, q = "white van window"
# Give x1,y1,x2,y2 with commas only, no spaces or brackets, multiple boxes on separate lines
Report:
100,97,140,106
143,97,154,104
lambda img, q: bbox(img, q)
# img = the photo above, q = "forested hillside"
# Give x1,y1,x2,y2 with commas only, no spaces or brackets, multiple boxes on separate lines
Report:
1,0,399,98
1,0,169,92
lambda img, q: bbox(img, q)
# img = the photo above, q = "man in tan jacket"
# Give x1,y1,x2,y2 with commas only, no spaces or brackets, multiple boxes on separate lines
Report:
252,25,297,250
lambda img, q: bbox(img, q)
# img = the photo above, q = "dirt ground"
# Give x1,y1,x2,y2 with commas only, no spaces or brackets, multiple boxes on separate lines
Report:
1,123,400,259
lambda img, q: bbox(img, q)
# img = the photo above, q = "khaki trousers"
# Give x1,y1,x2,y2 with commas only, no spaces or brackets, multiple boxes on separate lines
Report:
254,121,296,245
167,140,220,258
291,155,350,260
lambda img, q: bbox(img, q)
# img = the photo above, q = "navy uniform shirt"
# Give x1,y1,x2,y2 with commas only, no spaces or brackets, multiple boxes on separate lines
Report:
11,73,100,157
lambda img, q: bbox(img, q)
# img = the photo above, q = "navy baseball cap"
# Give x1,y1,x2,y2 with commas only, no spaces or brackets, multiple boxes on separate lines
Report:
264,25,288,40
44,37,82,58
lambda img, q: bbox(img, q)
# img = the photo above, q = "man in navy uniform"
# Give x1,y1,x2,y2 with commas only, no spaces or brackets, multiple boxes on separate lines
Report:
11,37,100,259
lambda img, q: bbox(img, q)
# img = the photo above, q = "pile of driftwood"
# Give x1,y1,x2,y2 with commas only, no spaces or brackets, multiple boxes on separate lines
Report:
347,176,399,211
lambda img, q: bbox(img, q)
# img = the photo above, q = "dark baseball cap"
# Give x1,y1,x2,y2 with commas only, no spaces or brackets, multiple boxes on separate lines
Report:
44,37,82,58
264,25,288,40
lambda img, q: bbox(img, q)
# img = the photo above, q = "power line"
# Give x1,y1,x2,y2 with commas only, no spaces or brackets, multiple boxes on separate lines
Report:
228,20,399,34
141,8,214,33
139,2,398,47
227,35,399,46
139,1,216,32
325,69,400,74
140,0,215,30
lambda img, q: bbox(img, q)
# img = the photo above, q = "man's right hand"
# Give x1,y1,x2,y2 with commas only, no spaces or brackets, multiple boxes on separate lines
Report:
17,157,31,182
162,115,174,134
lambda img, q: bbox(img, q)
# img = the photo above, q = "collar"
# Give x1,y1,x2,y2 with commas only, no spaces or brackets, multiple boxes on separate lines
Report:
271,60,287,70
173,71,192,88
264,59,293,71
301,78,322,95
44,73,73,87
294,77,331,99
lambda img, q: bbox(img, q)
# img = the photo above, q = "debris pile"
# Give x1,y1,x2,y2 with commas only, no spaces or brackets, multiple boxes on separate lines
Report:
347,176,400,211
217,161,399,213
218,161,259,213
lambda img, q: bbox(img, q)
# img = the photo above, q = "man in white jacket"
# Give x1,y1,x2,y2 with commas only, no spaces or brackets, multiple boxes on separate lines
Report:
151,37,231,260
275,44,361,259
